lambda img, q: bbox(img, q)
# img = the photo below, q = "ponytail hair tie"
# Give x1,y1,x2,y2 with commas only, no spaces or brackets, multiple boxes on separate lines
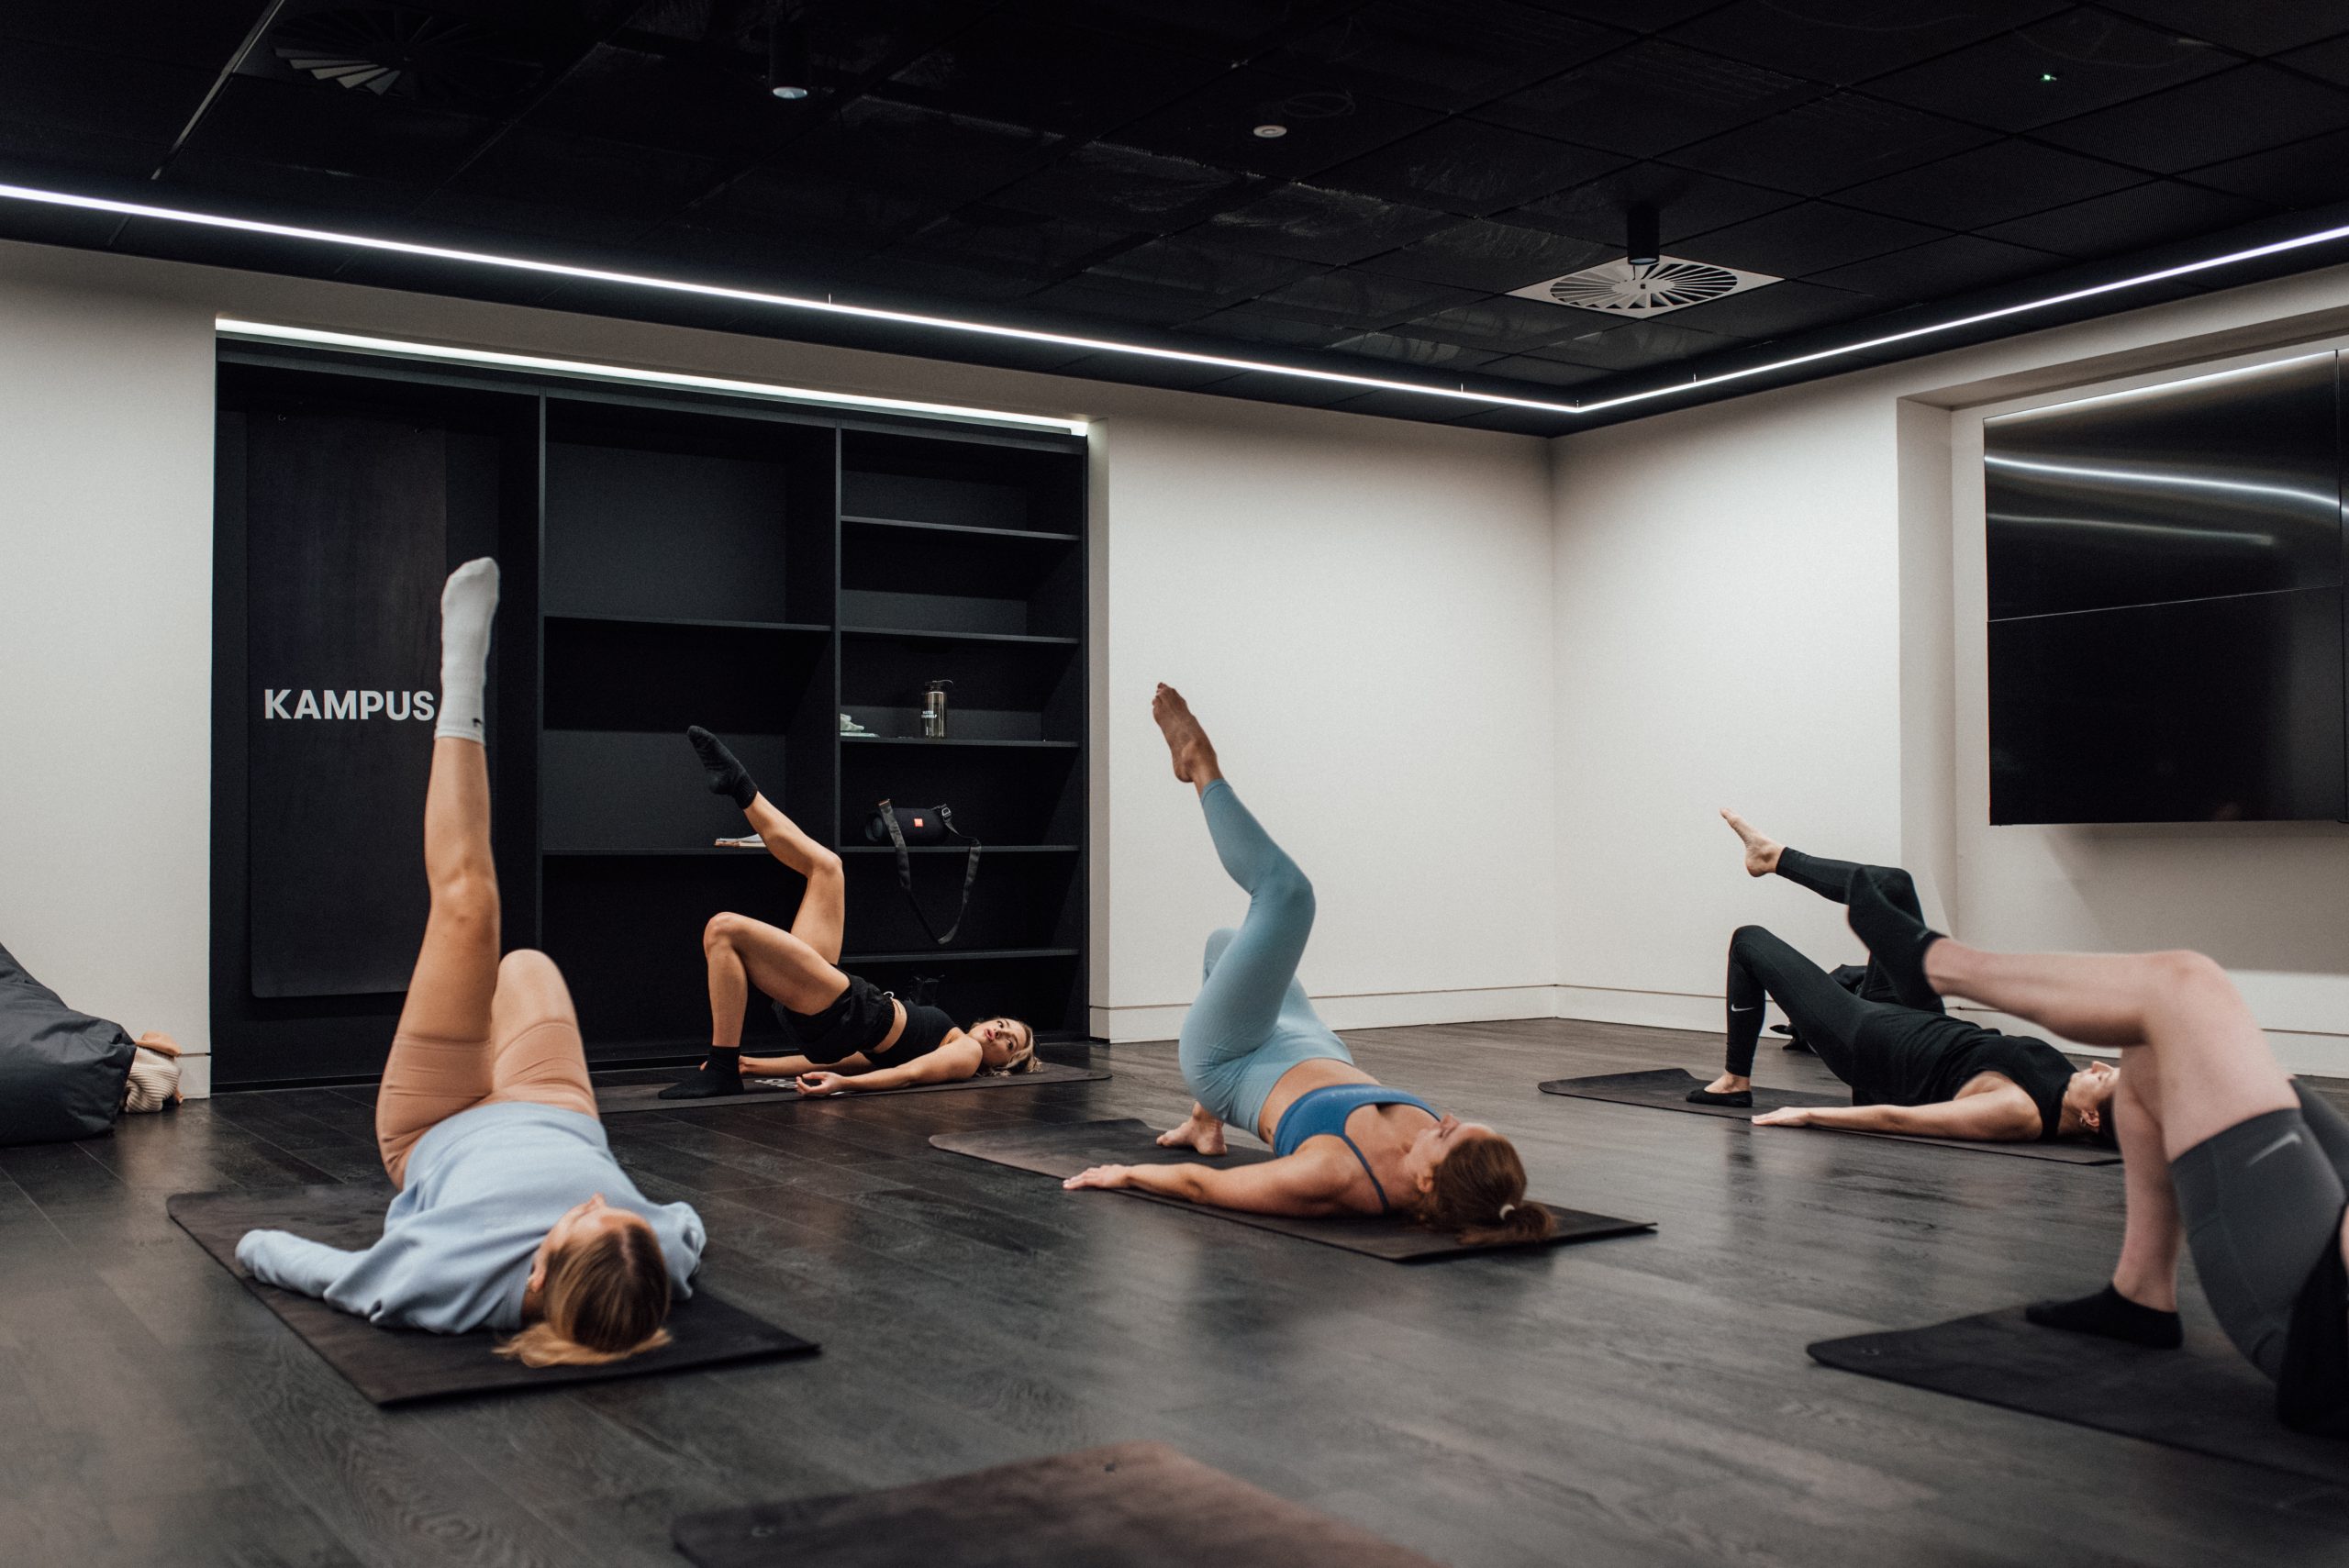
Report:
1497,1202,1517,1219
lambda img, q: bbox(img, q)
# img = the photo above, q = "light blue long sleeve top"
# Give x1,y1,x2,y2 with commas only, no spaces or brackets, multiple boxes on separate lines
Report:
234,1101,703,1335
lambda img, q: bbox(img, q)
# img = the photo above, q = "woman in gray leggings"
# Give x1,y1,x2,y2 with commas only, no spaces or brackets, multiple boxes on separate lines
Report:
1847,871,2349,1432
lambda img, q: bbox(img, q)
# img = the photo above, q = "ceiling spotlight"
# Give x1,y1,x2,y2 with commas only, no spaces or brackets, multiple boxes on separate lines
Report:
1252,124,1287,139
2040,72,2058,83
769,3,811,100
1626,203,1660,269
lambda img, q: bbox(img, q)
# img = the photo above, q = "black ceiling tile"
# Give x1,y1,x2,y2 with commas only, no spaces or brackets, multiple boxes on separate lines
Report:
988,142,1257,232
1536,317,1751,370
1191,370,1381,407
847,252,1059,303
1393,295,1587,352
1445,404,1579,433
234,2,608,113
0,6,269,67
1272,1,1633,113
634,221,874,291
1322,330,1506,370
2035,65,2349,175
776,97,1064,204
1475,353,1611,386
1085,237,1330,305
1253,269,1483,327
190,75,500,185
0,120,174,183
1476,39,1821,159
1024,276,1215,326
1115,68,1442,179
1044,350,1243,389
1319,385,1503,420
1012,0,1353,53
1319,118,1626,217
1677,201,1945,276
514,42,792,161
0,39,217,150
1506,162,1800,245
1512,0,1740,33
1198,182,1454,264
884,17,1225,139
704,168,940,253
162,149,437,219
1833,137,2143,228
2094,2,2349,55
1865,10,2232,132
418,129,728,246
885,209,1143,284
1662,0,2067,87
1805,233,2064,298
1661,93,1997,197
2182,128,2349,209
1354,218,1617,290
1980,178,2270,255
1181,304,1357,349
2278,34,2349,89
1659,276,1879,337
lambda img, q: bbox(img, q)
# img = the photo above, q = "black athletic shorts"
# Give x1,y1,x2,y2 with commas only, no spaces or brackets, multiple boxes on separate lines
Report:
2171,1082,2349,1406
774,973,899,1065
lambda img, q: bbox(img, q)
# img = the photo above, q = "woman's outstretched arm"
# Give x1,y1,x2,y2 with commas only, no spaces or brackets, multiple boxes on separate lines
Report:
795,1036,984,1096
1062,1145,1354,1216
1754,1092,2037,1141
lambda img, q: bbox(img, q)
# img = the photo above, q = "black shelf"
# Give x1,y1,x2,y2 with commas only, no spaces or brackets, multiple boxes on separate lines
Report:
843,737,1080,749
842,627,1080,646
842,515,1078,543
546,613,830,635
841,843,1079,854
845,948,1081,964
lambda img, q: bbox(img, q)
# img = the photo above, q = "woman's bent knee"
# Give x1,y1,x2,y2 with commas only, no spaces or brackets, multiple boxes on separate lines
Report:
705,911,747,951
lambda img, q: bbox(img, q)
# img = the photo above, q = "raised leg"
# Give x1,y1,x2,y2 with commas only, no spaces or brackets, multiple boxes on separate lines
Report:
740,793,846,964
482,949,598,1123
1704,925,1876,1098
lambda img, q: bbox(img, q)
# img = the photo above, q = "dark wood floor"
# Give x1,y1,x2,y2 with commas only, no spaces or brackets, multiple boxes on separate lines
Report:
3,1018,2343,1567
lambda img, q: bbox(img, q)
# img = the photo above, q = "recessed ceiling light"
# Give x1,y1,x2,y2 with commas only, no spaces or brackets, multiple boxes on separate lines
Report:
4,180,2347,424
2040,72,2058,83
1252,124,1287,139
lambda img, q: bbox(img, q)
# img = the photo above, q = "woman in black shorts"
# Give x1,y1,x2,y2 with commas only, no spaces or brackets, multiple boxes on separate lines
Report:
657,728,1039,1100
1846,870,2349,1432
1688,817,2118,1144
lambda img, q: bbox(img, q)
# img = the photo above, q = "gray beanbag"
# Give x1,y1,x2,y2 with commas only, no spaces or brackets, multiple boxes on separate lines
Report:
0,940,136,1146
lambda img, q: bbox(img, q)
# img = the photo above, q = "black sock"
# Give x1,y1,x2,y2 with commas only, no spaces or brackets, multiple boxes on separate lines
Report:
658,1046,744,1099
1847,868,1944,1012
2025,1284,2182,1349
687,726,758,809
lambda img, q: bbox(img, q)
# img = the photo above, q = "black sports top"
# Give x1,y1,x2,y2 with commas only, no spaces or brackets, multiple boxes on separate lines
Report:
1849,1009,2076,1142
874,1000,957,1066
778,974,958,1068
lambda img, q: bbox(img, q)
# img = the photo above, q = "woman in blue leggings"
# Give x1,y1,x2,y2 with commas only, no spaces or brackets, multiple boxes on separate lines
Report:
1063,687,1553,1244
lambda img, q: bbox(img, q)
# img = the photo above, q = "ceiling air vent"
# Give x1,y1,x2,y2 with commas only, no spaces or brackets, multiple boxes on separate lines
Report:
1508,256,1778,319
262,6,541,106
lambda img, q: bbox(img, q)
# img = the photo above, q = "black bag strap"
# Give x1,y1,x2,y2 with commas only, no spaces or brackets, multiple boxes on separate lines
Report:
875,799,982,947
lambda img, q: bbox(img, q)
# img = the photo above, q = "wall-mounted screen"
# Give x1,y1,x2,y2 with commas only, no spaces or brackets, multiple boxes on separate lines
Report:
1985,354,2346,824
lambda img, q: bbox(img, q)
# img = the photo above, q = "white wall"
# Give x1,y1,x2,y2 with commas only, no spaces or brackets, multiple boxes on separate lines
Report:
0,239,1558,1087
1551,262,2349,1071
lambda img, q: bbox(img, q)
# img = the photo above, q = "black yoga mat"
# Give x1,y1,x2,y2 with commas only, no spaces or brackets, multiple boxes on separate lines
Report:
930,1118,1652,1261
596,1060,1108,1117
170,1184,817,1406
672,1441,1445,1568
1809,1307,2349,1484
1538,1069,2121,1164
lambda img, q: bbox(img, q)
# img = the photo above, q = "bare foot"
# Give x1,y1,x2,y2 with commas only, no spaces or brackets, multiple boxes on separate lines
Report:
1156,1106,1227,1156
1152,684,1220,786
1720,809,1782,877
1702,1073,1752,1095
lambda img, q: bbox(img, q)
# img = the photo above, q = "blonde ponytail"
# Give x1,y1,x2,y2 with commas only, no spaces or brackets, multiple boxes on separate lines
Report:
496,1222,674,1367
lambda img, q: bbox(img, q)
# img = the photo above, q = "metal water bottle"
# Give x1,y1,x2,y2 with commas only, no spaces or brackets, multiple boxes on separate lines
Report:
921,679,952,739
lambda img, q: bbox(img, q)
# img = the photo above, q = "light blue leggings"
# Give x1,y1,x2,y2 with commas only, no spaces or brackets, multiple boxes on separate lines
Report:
1179,780,1354,1135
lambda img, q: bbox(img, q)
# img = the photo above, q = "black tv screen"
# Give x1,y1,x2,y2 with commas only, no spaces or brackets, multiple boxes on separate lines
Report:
1984,354,2346,824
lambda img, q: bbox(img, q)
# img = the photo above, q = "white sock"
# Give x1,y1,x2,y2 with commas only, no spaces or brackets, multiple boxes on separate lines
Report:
434,558,499,745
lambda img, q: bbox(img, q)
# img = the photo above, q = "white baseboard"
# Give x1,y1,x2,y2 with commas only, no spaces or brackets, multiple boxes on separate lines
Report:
1091,984,1558,1045
170,1051,212,1100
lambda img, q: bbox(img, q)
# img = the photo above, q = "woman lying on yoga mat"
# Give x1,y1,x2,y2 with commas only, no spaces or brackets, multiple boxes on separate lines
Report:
657,728,1038,1101
1845,873,2349,1431
1690,818,2118,1146
1062,687,1553,1244
235,562,703,1366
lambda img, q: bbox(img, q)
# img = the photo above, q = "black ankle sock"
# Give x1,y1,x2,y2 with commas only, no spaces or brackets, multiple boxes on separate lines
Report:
658,1047,744,1100
1686,1085,1753,1107
2025,1284,2182,1349
1847,869,1944,1012
687,726,758,809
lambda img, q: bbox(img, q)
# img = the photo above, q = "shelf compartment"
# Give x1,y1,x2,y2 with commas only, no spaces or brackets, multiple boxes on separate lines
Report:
542,855,807,1059
840,628,1081,740
837,741,1082,846
841,949,1085,1039
841,428,1081,536
544,617,828,733
840,849,1081,954
841,513,1081,637
542,730,788,852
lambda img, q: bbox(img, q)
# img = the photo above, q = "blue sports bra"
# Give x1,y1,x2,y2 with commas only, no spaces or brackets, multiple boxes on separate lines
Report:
1272,1083,1440,1213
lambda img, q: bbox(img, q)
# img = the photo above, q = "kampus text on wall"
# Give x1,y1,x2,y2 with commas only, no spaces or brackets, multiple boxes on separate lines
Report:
262,689,437,721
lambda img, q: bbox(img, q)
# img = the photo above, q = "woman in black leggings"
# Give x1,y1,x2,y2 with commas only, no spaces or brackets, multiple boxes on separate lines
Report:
1692,814,2118,1146
1846,873,2349,1432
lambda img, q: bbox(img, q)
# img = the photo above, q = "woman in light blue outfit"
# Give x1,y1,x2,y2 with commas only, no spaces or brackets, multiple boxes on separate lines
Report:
1064,687,1553,1243
235,561,702,1366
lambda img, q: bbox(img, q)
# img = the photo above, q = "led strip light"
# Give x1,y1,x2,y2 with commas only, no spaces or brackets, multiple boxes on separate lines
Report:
6,181,2349,420
216,317,1092,435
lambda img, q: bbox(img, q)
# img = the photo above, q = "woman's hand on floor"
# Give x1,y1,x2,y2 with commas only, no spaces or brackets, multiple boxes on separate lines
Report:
1063,1164,1133,1190
795,1071,852,1096
1753,1106,1813,1127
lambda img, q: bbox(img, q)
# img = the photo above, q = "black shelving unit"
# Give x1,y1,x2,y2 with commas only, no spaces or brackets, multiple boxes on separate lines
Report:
211,351,1090,1085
